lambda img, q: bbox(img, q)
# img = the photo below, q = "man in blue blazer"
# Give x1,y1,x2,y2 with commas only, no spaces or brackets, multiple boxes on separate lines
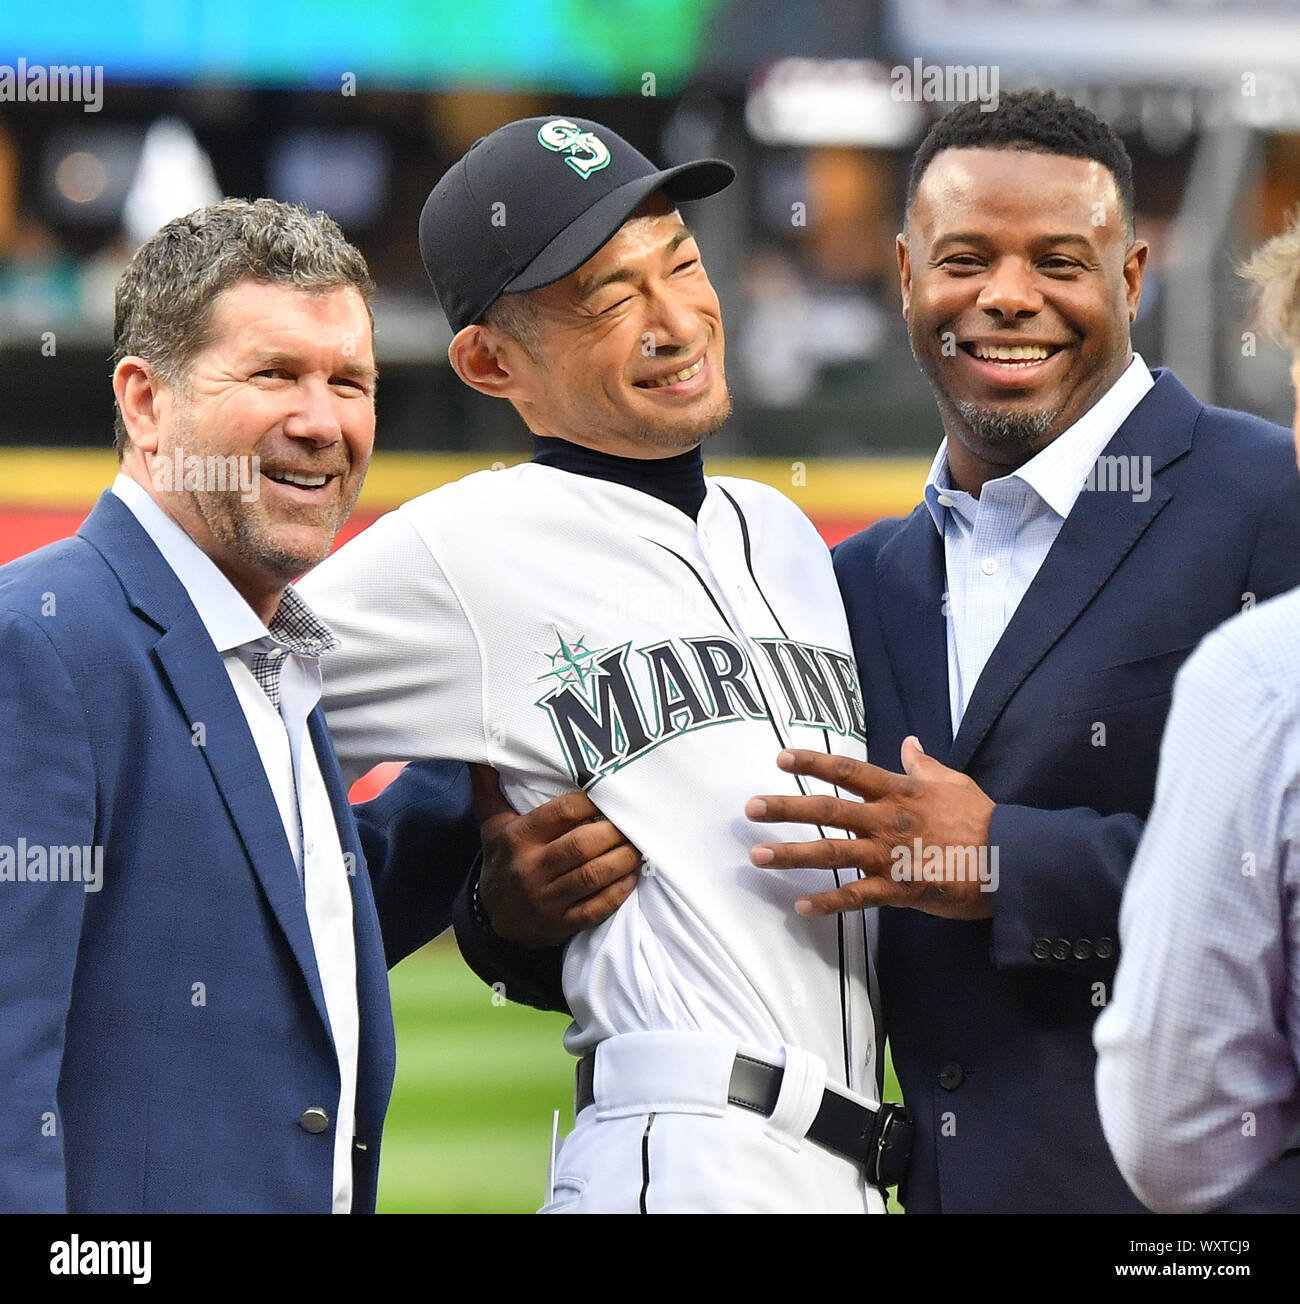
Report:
0,198,391,1212
743,93,1300,1211
0,198,426,1214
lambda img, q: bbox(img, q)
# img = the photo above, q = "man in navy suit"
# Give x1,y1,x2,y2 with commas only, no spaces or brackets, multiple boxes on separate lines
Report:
0,197,628,1214
743,91,1300,1211
0,197,392,1212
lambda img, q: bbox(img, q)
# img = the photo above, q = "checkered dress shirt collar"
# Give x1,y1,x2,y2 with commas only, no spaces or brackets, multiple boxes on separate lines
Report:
249,585,339,711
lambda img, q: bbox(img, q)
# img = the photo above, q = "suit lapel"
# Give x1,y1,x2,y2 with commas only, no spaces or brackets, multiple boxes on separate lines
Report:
79,491,332,1033
948,369,1196,772
309,712,362,880
873,505,954,764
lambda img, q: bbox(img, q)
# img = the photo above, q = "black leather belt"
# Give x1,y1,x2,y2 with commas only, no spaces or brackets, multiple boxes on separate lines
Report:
575,1050,913,1193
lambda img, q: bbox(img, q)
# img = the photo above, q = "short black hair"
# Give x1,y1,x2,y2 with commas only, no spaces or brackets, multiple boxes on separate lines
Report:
906,90,1136,239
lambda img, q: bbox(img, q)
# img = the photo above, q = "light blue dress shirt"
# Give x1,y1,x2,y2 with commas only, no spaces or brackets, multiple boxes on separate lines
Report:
1094,588,1300,1212
923,355,1154,734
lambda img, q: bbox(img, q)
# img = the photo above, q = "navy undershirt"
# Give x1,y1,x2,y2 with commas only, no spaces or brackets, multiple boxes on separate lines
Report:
531,436,706,521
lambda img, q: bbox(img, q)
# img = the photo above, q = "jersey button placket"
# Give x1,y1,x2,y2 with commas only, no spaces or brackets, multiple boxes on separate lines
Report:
696,527,786,740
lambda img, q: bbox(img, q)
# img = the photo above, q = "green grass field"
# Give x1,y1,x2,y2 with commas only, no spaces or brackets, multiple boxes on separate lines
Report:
377,937,903,1213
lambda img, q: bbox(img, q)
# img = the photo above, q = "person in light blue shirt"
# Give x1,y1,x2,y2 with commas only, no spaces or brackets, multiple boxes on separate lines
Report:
1095,216,1300,1212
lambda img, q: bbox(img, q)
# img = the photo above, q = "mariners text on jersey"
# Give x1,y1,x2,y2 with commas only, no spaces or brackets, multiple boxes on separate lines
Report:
538,630,866,787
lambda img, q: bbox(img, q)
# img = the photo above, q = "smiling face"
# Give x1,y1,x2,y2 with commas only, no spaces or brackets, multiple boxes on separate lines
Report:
900,147,1147,489
122,279,376,616
483,192,730,458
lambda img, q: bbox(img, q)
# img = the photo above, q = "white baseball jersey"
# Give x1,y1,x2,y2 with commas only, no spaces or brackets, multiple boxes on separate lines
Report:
299,463,877,1099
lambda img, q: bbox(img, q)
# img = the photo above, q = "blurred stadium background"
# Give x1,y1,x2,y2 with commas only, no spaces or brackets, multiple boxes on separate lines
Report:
4,0,1299,1212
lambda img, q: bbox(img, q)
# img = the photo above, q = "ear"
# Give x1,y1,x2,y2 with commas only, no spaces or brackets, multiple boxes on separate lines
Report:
448,325,534,400
112,357,168,460
896,233,912,319
1123,239,1149,323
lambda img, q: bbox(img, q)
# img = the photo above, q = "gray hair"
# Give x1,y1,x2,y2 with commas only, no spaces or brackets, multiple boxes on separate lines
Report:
481,291,543,359
112,197,375,456
1242,210,1300,356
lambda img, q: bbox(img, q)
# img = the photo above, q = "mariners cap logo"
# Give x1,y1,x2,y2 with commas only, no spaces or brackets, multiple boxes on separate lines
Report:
537,118,611,179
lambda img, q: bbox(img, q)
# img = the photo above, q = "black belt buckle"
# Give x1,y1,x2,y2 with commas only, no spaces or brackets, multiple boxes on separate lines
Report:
866,1102,914,1192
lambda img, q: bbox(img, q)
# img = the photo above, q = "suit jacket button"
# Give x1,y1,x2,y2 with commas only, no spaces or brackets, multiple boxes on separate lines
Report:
1073,938,1093,960
1050,938,1071,961
938,1062,964,1091
1094,937,1116,960
299,1107,330,1134
1031,937,1052,960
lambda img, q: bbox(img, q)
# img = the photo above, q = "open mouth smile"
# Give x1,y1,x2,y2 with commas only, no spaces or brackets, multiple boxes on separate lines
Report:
961,340,1064,366
267,470,330,488
633,346,712,396
262,469,341,500
636,357,704,388
954,338,1069,384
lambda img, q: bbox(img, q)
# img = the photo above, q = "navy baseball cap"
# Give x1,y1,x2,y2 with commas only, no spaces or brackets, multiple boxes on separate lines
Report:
419,115,735,332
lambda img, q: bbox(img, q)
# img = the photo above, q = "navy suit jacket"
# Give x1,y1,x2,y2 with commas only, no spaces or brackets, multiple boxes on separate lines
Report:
835,370,1300,1212
0,491,475,1213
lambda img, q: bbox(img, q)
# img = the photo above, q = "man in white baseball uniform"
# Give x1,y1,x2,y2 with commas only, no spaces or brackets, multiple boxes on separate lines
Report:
299,116,910,1213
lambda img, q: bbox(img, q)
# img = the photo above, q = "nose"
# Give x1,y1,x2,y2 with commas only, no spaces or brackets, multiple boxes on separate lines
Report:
976,256,1043,320
642,284,699,354
281,377,343,445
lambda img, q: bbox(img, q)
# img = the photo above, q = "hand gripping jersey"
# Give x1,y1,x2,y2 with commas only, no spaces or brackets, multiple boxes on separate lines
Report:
300,463,881,1205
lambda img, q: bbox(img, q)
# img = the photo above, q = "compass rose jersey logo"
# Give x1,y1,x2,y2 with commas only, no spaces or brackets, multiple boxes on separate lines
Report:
537,631,602,689
536,118,612,179
534,628,865,787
